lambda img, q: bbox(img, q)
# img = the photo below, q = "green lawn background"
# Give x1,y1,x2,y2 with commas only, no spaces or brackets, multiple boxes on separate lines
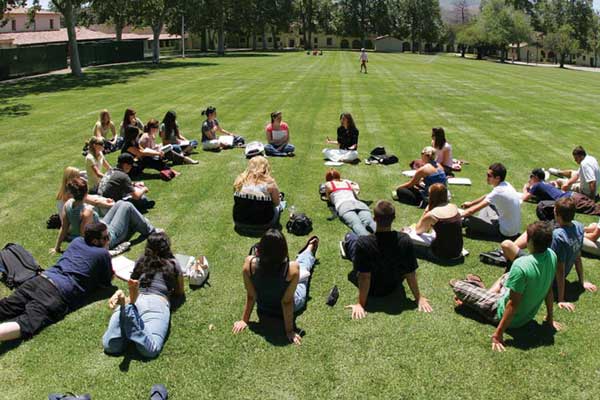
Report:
0,51,600,399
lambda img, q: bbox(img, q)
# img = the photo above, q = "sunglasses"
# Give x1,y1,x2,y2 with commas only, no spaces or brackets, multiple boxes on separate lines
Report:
486,173,494,178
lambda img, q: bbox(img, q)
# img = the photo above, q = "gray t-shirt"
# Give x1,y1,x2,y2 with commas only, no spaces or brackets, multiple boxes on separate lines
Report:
99,168,134,201
131,258,183,299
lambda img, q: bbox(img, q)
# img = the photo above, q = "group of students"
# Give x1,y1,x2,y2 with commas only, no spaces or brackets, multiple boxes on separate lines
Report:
1,110,599,358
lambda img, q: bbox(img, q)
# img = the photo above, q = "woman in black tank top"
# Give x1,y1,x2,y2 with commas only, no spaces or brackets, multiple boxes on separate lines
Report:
232,229,319,345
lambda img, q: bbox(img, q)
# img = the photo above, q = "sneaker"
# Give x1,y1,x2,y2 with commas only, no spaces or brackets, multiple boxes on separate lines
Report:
339,241,348,260
152,228,165,235
109,242,131,257
391,190,399,201
548,168,561,177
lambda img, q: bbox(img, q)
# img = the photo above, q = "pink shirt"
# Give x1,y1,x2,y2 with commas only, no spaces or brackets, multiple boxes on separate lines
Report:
265,122,289,145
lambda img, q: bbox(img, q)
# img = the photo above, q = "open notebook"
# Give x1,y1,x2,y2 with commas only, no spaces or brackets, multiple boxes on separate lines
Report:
112,254,198,281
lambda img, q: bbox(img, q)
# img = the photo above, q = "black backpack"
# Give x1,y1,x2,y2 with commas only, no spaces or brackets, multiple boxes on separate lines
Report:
0,243,43,289
286,213,313,236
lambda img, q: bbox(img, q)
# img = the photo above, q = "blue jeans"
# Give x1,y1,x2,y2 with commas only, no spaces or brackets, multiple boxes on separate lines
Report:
265,143,295,157
102,294,170,358
172,139,198,154
294,248,316,311
102,200,155,249
340,209,375,236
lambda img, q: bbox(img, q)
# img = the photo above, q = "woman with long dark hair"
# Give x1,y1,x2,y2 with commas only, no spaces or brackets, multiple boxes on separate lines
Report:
118,108,144,149
265,111,295,157
431,127,461,176
160,110,198,155
323,112,359,163
103,232,184,358
201,106,244,151
122,126,179,178
142,119,198,165
232,230,319,345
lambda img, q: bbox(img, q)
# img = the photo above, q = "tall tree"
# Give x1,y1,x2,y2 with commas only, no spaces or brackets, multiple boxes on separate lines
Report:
401,0,443,53
546,24,580,67
88,0,137,41
138,0,181,63
51,0,84,76
452,0,470,24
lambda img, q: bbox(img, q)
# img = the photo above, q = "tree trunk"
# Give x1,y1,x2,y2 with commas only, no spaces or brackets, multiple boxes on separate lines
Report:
151,20,162,64
262,27,267,50
252,32,257,50
201,29,207,52
516,42,521,61
460,46,465,57
62,1,82,77
476,47,482,60
271,27,278,50
115,17,124,41
217,25,225,55
559,53,565,68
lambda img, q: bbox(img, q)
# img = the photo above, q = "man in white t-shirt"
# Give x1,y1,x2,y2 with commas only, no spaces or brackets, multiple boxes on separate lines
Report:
553,146,600,200
359,48,368,73
461,163,522,239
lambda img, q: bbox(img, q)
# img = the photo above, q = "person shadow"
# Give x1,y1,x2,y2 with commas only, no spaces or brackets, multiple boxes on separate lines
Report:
347,271,418,315
0,284,117,356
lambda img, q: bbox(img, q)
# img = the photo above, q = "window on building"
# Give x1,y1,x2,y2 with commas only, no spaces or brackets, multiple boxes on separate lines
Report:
11,20,16,31
50,19,54,29
327,38,333,46
314,37,318,44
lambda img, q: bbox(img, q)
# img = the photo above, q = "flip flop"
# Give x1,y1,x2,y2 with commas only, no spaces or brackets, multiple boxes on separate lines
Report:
150,384,168,400
465,274,485,288
298,236,319,257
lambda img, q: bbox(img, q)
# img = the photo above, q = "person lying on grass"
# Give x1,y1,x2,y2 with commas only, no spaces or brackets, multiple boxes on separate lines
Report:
461,162,521,240
53,177,156,253
0,222,112,342
340,200,432,319
103,231,184,359
232,230,319,345
450,221,562,352
522,168,600,219
396,146,447,208
501,197,597,312
324,169,375,236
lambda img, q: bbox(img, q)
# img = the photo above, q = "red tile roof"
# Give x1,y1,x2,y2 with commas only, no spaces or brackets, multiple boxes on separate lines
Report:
0,27,181,46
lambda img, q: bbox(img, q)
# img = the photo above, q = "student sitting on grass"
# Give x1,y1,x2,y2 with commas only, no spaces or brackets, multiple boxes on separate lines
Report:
52,178,157,253
118,108,144,149
142,119,198,165
340,200,433,320
407,183,463,261
522,168,600,220
98,153,155,212
501,198,597,312
323,112,359,163
122,126,180,178
450,221,561,352
92,109,117,153
232,230,319,345
85,137,112,194
396,146,447,208
550,146,600,200
325,169,375,236
56,166,114,216
461,163,521,240
265,111,295,157
0,223,112,342
201,106,243,151
103,231,184,358
431,127,462,176
160,110,198,155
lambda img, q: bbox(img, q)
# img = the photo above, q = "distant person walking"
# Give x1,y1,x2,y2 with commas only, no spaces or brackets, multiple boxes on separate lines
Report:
359,48,368,73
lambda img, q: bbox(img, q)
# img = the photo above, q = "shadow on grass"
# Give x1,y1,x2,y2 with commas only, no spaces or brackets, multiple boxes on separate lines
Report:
454,307,558,350
346,271,418,315
0,60,218,118
0,285,116,356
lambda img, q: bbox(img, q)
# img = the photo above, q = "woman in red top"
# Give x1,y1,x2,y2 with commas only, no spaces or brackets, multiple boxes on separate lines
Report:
265,111,295,157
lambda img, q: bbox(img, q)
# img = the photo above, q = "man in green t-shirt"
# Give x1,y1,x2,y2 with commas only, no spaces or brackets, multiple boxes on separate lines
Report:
450,221,562,352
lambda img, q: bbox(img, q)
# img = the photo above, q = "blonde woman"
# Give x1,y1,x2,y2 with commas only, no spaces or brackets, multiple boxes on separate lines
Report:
395,146,447,208
93,110,117,152
56,166,113,216
86,137,112,193
234,156,285,224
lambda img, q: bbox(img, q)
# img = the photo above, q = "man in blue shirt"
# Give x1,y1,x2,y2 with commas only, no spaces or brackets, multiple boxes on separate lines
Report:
0,222,112,342
523,168,600,220
502,197,597,312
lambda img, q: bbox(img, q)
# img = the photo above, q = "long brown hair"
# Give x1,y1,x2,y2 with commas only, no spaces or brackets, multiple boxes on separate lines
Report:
339,112,356,131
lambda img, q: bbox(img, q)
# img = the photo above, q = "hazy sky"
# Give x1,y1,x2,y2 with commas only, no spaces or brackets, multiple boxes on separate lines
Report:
31,0,600,12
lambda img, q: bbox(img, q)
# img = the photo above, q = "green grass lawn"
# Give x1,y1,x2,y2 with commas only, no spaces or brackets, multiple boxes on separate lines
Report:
2,51,600,399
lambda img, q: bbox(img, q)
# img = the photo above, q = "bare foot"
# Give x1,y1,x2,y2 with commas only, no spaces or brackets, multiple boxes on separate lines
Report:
108,289,126,309
453,296,464,307
173,170,181,177
128,279,140,304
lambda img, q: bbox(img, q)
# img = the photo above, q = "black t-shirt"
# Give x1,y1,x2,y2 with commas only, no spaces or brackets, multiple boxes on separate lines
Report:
337,126,359,150
353,231,418,297
100,168,134,201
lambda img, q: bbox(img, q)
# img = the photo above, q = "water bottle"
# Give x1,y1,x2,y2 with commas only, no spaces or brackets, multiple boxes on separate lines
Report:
289,205,296,218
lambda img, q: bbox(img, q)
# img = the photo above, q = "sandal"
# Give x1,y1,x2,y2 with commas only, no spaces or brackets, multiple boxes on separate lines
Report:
298,236,319,257
465,274,485,288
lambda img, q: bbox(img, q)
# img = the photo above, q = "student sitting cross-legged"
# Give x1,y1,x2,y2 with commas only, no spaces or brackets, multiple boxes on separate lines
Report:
0,223,113,342
232,230,319,345
461,162,521,240
103,231,184,358
340,200,433,320
501,197,597,312
450,221,561,352
265,111,295,157
98,153,154,212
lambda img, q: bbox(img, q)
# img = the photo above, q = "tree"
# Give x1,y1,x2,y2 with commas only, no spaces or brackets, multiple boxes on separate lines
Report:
589,12,600,67
138,0,181,63
546,24,580,67
336,0,377,48
88,0,137,41
456,19,487,58
51,0,85,76
400,0,443,53
452,0,470,25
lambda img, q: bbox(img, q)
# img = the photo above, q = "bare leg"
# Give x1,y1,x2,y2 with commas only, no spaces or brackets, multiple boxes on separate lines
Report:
0,322,21,341
488,274,508,293
128,279,140,304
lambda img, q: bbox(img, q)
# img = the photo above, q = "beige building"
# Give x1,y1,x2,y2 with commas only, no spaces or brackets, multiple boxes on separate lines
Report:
0,6,60,33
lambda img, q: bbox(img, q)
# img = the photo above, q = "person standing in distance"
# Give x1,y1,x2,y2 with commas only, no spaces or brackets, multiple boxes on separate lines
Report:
359,48,368,73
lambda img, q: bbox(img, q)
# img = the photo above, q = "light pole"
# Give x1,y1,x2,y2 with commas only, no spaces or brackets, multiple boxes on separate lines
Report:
181,14,185,58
